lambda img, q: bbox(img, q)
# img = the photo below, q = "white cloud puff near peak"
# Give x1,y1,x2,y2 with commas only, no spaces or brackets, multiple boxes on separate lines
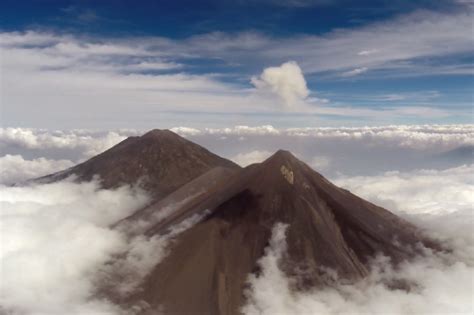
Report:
251,61,310,107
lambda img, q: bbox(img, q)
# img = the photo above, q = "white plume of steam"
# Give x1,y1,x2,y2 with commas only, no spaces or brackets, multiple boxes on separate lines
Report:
251,61,309,107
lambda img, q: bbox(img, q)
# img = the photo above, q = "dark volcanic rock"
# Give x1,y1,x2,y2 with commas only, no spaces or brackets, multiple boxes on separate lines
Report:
122,150,437,315
37,130,437,314
35,129,240,197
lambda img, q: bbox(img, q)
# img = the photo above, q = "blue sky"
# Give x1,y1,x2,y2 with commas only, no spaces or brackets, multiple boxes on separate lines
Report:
0,0,461,36
0,0,472,128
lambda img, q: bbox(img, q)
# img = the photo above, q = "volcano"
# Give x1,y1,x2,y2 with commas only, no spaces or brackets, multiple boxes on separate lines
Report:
36,129,240,197
39,129,437,314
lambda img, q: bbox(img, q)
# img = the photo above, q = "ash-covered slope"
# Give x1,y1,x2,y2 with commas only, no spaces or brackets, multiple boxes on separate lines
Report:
36,129,240,197
121,150,437,315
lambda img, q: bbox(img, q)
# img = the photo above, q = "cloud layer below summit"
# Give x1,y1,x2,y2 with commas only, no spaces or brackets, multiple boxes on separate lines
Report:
1,125,472,183
0,125,472,314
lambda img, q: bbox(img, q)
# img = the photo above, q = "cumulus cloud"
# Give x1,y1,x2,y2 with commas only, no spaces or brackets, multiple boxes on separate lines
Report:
251,61,310,107
243,165,474,314
0,178,207,314
0,154,74,185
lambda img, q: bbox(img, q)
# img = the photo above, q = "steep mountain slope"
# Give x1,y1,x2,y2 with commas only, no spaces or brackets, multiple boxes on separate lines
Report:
36,129,240,197
115,166,238,235
120,150,437,315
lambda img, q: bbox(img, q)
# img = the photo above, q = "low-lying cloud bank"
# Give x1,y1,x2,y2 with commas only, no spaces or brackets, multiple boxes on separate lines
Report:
0,127,472,314
0,128,133,161
2,125,472,162
0,178,210,314
2,165,470,314
173,124,474,149
243,164,474,315
3,125,472,157
336,165,474,264
1,125,472,182
0,179,148,314
0,154,74,185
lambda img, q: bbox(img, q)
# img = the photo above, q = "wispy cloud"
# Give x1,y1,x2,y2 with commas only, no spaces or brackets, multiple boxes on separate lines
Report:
152,8,473,76
60,6,102,25
1,4,472,127
357,49,379,56
341,67,368,77
0,155,74,185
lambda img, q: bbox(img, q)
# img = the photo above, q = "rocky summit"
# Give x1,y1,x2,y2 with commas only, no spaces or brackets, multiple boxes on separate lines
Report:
38,129,439,315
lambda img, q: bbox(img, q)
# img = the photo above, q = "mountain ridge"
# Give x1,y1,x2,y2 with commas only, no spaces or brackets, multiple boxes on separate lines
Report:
35,129,240,198
35,129,439,315
109,139,437,315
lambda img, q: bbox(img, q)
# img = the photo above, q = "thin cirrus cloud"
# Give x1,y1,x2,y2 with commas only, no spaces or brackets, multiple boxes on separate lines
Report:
152,8,473,76
341,67,368,77
357,49,379,56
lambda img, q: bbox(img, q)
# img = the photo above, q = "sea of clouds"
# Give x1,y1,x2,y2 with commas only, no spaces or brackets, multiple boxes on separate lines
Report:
0,179,149,314
244,165,474,315
0,125,472,314
1,125,473,183
0,177,211,314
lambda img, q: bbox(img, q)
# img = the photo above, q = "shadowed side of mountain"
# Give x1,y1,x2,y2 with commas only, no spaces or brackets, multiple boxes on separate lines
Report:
114,166,239,235
120,150,438,315
35,129,240,197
